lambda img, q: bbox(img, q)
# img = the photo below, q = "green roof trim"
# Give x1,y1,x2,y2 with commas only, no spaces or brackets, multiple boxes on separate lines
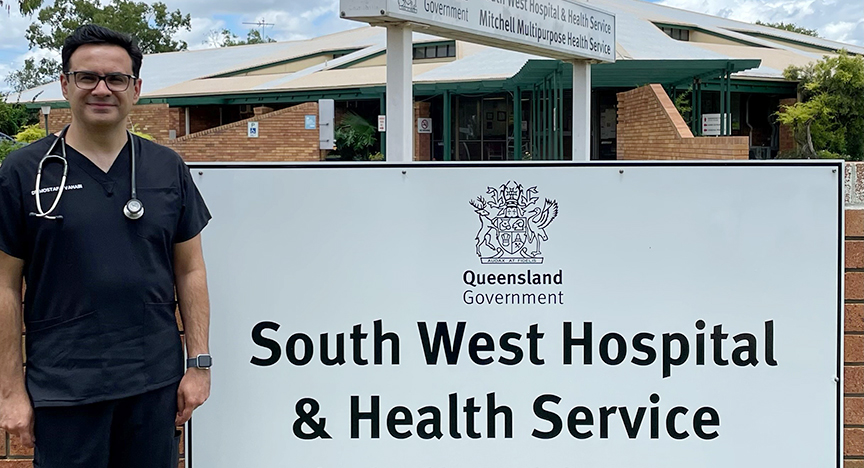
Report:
23,102,69,110
699,78,796,94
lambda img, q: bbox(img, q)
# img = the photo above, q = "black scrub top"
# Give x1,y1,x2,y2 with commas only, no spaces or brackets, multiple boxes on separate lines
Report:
0,134,211,407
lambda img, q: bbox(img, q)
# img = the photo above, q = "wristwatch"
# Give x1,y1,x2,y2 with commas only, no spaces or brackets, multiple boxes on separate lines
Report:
187,354,213,369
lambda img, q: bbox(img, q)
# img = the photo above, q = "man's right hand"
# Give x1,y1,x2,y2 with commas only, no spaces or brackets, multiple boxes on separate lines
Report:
0,392,34,448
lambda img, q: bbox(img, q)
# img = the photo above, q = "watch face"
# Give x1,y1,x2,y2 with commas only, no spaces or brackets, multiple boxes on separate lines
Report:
198,355,212,367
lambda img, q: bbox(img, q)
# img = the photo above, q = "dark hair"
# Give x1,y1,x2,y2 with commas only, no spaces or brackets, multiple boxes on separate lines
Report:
61,24,143,77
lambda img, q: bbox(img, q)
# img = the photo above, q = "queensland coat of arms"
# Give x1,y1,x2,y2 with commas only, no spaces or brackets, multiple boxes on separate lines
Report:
397,0,418,13
469,181,558,264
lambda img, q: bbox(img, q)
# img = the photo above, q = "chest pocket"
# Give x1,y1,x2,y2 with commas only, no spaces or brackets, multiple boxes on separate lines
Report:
135,186,181,243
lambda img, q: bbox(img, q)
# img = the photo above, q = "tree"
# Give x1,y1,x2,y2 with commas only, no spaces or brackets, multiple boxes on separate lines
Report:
755,21,819,37
207,28,276,48
4,57,61,93
26,0,191,54
0,93,36,136
0,0,42,15
776,51,864,160
7,0,191,93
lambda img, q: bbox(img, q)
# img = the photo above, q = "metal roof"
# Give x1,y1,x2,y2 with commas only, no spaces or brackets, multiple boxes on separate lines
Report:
9,0,861,105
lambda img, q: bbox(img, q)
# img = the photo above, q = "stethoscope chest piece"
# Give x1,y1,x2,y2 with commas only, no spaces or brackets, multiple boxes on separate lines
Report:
124,198,144,220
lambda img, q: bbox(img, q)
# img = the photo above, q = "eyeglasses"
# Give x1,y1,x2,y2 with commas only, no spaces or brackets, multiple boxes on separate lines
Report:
65,71,137,92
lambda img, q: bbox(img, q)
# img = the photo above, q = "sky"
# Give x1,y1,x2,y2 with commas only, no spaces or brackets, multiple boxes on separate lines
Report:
0,0,861,93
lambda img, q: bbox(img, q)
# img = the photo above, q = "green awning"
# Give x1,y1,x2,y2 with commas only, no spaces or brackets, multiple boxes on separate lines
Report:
507,58,762,88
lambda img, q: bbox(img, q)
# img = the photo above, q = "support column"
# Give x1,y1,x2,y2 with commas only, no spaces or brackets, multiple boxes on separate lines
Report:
571,61,591,161
720,73,727,136
513,87,521,160
725,68,732,136
385,24,413,162
443,89,451,161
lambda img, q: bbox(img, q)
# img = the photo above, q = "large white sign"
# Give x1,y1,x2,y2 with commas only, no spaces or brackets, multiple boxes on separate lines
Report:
190,163,842,467
341,0,615,62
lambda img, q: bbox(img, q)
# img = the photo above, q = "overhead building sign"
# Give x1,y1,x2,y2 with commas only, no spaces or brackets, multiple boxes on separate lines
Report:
341,0,616,62
190,162,841,467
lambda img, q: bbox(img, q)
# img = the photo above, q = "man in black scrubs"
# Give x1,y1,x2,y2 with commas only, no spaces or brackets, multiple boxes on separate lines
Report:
0,25,212,467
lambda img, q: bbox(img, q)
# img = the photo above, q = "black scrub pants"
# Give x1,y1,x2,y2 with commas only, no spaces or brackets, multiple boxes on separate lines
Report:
33,381,180,468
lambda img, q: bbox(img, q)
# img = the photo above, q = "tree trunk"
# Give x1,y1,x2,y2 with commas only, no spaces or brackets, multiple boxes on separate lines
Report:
805,120,816,158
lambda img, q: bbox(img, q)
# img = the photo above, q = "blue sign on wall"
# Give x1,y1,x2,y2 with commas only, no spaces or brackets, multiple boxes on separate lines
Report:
305,115,317,130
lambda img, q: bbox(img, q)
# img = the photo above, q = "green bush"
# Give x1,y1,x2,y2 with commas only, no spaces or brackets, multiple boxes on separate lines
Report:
334,112,377,161
15,124,46,143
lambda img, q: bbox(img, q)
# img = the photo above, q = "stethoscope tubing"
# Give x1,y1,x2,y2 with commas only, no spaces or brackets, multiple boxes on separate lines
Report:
32,127,70,220
31,125,140,221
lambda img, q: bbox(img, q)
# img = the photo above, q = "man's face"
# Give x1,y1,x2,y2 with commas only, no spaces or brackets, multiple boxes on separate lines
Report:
60,44,141,129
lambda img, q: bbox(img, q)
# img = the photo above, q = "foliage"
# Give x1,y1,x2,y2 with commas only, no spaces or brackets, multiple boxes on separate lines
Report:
26,0,191,54
7,0,191,92
128,122,153,140
0,140,26,164
776,51,864,160
15,123,46,143
0,94,37,136
0,0,42,15
207,28,276,48
755,21,819,37
334,112,377,161
4,57,61,93
673,88,692,126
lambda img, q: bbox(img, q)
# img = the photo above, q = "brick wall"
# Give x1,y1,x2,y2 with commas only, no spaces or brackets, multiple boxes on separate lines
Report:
161,102,321,162
778,97,798,154
617,84,749,160
414,101,431,161
846,163,864,468
40,103,180,142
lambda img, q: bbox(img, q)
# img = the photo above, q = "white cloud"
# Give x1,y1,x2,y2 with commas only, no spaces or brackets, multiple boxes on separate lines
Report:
658,0,863,45
0,10,32,50
177,16,228,50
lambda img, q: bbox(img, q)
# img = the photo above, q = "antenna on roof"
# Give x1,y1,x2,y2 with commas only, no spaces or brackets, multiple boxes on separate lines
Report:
242,18,275,38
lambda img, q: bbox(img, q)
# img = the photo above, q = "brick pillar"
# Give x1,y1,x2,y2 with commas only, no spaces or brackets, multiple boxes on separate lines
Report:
778,98,797,154
845,162,864,465
414,101,431,161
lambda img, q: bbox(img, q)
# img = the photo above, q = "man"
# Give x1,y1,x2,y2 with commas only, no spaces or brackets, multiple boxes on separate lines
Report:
0,24,211,467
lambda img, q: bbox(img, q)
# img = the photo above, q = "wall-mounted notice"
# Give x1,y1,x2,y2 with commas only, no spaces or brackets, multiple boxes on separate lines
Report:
190,162,842,468
702,114,722,136
418,117,432,134
247,121,259,138
341,0,615,62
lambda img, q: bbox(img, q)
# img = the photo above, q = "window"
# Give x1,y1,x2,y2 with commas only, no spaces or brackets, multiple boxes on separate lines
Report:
660,26,690,41
413,43,456,60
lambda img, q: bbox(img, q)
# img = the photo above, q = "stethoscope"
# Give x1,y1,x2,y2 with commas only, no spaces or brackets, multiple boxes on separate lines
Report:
30,125,144,221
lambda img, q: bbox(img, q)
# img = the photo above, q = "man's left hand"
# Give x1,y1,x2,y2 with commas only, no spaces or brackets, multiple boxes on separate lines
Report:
175,368,210,425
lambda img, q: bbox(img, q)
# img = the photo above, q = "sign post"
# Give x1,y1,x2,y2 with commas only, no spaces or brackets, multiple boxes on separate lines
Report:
340,0,615,161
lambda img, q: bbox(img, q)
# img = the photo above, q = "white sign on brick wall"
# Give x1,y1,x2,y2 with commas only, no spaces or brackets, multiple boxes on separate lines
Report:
417,117,432,134
247,121,259,138
190,162,842,468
